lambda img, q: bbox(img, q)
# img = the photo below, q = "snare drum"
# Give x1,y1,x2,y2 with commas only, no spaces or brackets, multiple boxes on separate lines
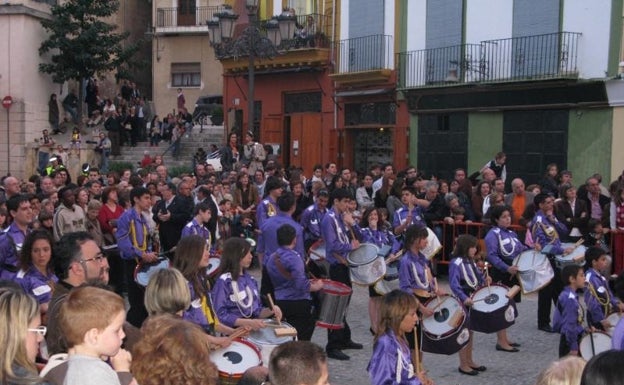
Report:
134,258,170,287
316,280,352,329
210,339,262,385
470,284,517,333
206,257,221,278
378,244,392,258
555,244,587,268
421,295,470,355
246,320,297,364
513,250,554,294
309,240,327,261
606,312,622,336
579,331,612,359
348,243,386,286
422,227,442,260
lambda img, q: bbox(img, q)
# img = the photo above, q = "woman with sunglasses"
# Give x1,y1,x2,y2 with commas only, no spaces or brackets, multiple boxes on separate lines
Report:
15,230,58,323
0,288,48,385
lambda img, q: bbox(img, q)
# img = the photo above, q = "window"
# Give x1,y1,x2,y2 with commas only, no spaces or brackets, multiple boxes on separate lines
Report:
171,63,201,87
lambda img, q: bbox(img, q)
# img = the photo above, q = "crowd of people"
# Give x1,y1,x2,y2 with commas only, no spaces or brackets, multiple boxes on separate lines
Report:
4,142,624,384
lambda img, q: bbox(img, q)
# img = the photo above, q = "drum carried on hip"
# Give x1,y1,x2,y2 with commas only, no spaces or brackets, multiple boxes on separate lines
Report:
210,339,262,385
421,295,470,355
579,331,612,359
309,240,327,261
246,319,297,365
513,250,554,294
422,227,442,260
555,243,587,268
373,260,400,295
316,280,352,329
347,243,386,286
134,257,170,287
469,284,518,333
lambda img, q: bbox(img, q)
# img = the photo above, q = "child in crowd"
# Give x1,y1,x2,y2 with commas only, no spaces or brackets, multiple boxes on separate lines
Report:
584,246,624,331
448,234,487,375
584,219,610,259
368,289,424,385
70,127,81,152
552,265,586,357
58,286,135,385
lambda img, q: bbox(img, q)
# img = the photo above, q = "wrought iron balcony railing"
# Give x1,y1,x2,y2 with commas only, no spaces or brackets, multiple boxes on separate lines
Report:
335,34,393,74
156,6,225,28
398,32,581,89
258,13,332,50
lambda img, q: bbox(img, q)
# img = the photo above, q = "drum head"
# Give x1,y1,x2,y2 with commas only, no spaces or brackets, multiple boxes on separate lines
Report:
309,241,326,261
134,258,170,287
206,257,221,277
210,339,262,375
247,320,296,345
606,313,622,336
350,257,386,286
514,250,547,271
321,280,352,295
378,244,392,258
422,295,465,337
347,243,380,266
422,228,442,260
374,278,400,295
471,285,509,313
580,332,612,359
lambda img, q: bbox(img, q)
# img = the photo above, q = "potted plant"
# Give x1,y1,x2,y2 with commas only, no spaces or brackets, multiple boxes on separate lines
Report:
210,106,224,126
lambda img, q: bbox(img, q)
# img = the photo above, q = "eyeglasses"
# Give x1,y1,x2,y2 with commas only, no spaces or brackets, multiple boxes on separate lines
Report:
28,326,47,337
80,253,105,264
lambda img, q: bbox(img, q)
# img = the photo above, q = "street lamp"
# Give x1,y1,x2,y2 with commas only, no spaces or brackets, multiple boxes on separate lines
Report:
207,2,296,135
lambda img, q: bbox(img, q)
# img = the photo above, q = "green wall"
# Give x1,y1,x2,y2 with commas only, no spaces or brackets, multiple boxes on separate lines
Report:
408,113,418,166
567,108,612,183
467,112,503,175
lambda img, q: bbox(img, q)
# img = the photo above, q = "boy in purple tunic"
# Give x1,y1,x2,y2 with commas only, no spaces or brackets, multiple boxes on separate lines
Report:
552,265,586,357
584,246,624,330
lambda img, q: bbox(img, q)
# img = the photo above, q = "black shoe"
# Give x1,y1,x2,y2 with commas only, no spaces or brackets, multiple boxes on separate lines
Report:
539,325,555,333
470,365,487,372
510,342,521,347
458,368,479,376
495,344,519,352
342,341,363,350
327,349,350,361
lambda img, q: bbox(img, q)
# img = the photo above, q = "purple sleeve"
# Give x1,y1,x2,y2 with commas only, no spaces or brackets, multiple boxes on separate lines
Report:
560,295,584,351
256,201,268,229
484,231,511,273
295,226,306,260
532,218,565,255
448,259,469,302
212,276,239,328
367,334,420,385
182,284,209,328
283,250,310,294
115,212,141,260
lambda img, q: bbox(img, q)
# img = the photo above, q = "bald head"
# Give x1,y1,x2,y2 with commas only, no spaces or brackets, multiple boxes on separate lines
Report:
3,176,20,197
511,178,525,195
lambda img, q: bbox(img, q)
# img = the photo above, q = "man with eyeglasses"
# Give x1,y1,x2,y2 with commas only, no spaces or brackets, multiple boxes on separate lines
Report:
0,195,33,280
46,232,107,354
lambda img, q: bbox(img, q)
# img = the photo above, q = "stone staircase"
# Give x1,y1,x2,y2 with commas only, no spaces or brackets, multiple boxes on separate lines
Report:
110,124,225,170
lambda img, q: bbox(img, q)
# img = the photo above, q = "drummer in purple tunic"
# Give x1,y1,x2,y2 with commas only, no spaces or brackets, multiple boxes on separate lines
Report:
448,234,487,376
612,272,624,350
584,246,624,330
181,202,212,241
393,187,426,237
484,205,526,350
552,265,586,357
0,195,33,280
368,290,422,385
14,230,58,318
300,188,330,251
360,207,401,333
212,237,282,330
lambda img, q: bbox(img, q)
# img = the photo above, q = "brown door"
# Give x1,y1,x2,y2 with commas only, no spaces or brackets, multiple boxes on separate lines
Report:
289,113,322,175
178,0,196,26
262,116,284,166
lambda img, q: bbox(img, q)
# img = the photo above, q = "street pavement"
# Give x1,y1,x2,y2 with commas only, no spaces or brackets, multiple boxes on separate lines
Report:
302,276,561,385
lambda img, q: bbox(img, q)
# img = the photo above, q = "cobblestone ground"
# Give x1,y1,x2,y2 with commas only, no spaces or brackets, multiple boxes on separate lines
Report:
306,278,560,385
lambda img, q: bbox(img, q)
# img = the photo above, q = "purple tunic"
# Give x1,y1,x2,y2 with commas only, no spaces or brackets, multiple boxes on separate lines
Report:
448,257,484,303
256,196,278,230
530,210,568,255
398,250,432,295
613,317,624,350
0,223,30,279
320,209,359,265
584,268,619,326
484,226,528,273
265,247,310,300
367,330,420,385
360,227,401,255
392,206,426,233
300,203,327,243
258,212,305,258
116,208,149,260
181,218,211,241
182,280,210,328
14,267,58,304
212,272,263,327
552,287,585,351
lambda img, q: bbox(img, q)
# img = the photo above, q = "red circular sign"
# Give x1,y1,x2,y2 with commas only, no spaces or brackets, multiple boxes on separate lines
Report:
2,95,12,109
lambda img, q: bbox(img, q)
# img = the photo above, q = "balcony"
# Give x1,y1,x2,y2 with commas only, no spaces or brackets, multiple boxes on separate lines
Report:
156,5,225,34
220,13,332,74
398,32,581,89
330,34,394,86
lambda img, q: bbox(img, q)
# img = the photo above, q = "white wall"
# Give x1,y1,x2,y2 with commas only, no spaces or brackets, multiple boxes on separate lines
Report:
563,0,612,79
465,0,513,43
406,0,426,52
384,0,394,67
340,0,349,41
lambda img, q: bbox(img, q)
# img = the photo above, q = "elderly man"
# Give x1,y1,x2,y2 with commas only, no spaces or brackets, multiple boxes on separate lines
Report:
579,176,610,222
2,176,21,201
152,182,192,252
505,178,535,226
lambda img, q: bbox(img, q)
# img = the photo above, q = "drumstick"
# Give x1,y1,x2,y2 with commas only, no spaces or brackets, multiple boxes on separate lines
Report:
228,327,249,340
574,238,585,248
413,326,421,374
267,294,281,326
434,278,442,309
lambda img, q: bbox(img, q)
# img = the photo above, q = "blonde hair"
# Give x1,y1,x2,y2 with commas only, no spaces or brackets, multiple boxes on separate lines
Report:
376,289,418,342
59,286,125,348
535,356,586,385
144,268,191,316
0,290,40,384
132,314,218,385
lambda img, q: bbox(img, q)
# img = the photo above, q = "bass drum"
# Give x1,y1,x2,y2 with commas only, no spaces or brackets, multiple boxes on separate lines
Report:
421,295,470,355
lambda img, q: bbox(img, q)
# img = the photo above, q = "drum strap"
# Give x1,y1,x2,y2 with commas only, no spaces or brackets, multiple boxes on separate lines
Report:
200,294,220,328
587,282,611,315
272,252,292,280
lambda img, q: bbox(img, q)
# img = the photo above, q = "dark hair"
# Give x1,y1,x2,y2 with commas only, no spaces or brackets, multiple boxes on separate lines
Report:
580,350,624,385
276,191,295,212
587,219,602,232
6,194,29,215
360,207,379,229
489,204,512,224
172,235,209,295
101,186,117,204
53,232,94,279
561,264,583,285
403,225,428,250
533,192,551,206
19,230,54,272
330,188,351,202
453,234,478,257
220,238,251,280
130,187,150,205
585,246,607,266
193,201,212,216
277,224,296,247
